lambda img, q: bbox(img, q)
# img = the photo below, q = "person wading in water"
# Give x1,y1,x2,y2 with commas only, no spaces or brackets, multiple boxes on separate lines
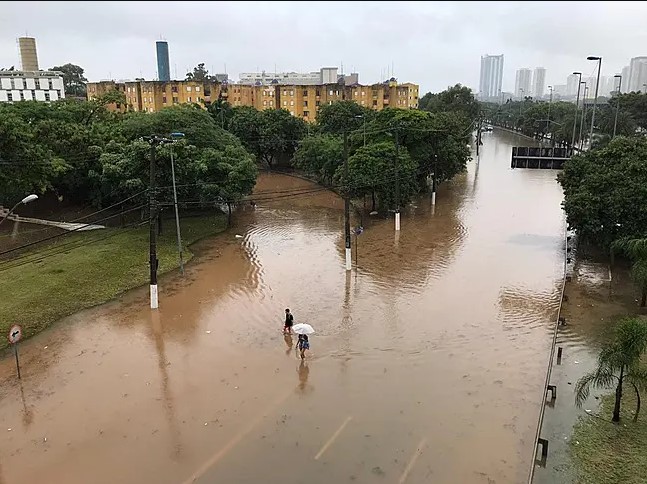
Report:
283,308,294,334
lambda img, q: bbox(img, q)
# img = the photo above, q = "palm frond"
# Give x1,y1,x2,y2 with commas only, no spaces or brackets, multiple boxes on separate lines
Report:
626,366,647,390
575,367,616,407
612,237,647,259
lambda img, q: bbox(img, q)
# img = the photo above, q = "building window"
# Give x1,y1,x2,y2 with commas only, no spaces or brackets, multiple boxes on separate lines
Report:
186,86,192,91
172,86,178,93
263,100,267,106
361,100,365,105
329,90,333,95
373,100,377,106
362,91,365,96
290,110,294,115
188,96,192,102
303,90,307,96
45,92,51,101
163,96,167,104
57,90,62,98
303,100,308,107
354,91,357,96
290,90,294,96
173,97,178,104
303,111,309,117
48,80,53,90
316,90,320,96
316,100,320,106
283,90,287,96
20,92,25,101
283,100,287,106
7,93,12,102
31,90,36,98
196,86,201,92
290,100,294,106
34,79,40,89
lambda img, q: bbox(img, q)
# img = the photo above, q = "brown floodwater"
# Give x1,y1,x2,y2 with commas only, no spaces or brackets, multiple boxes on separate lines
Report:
0,129,566,484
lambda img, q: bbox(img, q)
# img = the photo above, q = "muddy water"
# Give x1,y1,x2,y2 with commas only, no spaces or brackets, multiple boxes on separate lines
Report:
0,129,565,484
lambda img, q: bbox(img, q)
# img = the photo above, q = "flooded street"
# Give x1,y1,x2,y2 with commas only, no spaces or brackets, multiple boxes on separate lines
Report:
0,130,566,484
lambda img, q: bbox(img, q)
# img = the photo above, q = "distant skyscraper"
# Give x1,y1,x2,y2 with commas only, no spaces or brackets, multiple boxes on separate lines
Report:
156,41,170,82
533,67,546,98
621,65,630,93
566,73,580,97
479,54,504,100
628,56,647,92
514,68,532,98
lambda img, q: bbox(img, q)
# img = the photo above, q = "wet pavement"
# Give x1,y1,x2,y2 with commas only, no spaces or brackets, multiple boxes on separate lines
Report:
0,130,565,484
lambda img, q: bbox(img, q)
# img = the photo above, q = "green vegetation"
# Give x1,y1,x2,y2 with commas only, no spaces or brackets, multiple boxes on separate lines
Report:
294,89,475,213
558,137,647,250
571,391,647,484
0,214,226,350
575,317,647,422
50,63,88,97
613,238,647,307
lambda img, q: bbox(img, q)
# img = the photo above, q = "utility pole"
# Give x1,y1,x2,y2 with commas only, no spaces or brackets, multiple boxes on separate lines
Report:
343,131,351,271
571,72,582,151
613,74,622,138
431,154,438,205
145,136,161,309
579,85,589,150
394,127,400,232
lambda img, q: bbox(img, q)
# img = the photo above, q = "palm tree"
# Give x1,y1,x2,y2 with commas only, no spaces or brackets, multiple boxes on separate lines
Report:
575,317,647,422
612,237,647,307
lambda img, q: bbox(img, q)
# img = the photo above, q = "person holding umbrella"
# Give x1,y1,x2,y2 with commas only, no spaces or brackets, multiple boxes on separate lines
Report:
292,323,314,360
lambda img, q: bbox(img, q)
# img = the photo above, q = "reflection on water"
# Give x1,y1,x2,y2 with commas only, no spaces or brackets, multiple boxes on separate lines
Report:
0,130,566,484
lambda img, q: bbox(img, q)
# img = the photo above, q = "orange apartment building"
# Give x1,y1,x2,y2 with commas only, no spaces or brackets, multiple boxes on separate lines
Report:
87,79,419,121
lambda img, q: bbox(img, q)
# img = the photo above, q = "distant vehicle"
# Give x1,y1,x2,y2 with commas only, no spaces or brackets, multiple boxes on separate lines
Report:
483,125,494,132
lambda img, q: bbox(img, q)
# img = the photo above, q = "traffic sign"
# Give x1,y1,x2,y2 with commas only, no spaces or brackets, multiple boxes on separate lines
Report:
8,324,22,344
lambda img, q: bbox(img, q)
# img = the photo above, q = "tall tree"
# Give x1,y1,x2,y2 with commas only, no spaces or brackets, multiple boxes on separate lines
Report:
316,100,374,135
576,317,647,422
419,84,479,124
293,135,343,185
185,63,214,82
50,63,88,97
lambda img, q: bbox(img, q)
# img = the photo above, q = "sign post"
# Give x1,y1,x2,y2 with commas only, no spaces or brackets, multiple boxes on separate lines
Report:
8,324,23,379
353,226,364,269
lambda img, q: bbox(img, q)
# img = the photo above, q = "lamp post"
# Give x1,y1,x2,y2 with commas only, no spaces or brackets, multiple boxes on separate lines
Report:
613,75,622,138
547,85,553,143
579,83,588,150
587,56,602,147
0,194,38,227
169,132,185,275
571,72,582,150
355,114,366,146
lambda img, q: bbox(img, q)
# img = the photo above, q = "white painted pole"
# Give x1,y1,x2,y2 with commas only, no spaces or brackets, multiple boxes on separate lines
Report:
345,248,352,271
431,191,436,206
395,212,401,231
150,284,159,309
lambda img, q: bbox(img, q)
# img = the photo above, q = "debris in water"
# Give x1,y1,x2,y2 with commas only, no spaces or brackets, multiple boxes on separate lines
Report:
204,422,208,426
44,346,48,349
585,409,591,413
574,361,579,364
369,211,378,216
206,330,211,334
235,234,243,238
7,428,11,432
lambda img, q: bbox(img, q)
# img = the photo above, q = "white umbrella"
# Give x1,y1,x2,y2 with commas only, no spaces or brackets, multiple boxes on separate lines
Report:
292,323,315,335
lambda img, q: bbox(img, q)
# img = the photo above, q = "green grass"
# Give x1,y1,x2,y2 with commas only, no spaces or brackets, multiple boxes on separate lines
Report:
570,391,647,484
0,214,226,350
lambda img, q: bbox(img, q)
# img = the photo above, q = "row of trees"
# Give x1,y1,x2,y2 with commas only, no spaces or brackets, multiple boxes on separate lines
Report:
0,99,257,210
482,93,647,148
290,84,476,212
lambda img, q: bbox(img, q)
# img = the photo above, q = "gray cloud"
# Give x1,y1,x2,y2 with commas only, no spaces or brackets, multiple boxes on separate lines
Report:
1,1,646,93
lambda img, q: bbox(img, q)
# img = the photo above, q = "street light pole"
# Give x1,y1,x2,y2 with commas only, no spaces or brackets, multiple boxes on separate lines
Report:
547,85,553,143
587,56,603,147
169,132,185,275
571,72,582,150
144,135,162,310
0,194,38,227
579,84,588,150
613,75,622,138
431,154,438,206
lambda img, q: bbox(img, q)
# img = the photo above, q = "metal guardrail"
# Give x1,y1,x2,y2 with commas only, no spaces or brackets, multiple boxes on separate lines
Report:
526,223,570,483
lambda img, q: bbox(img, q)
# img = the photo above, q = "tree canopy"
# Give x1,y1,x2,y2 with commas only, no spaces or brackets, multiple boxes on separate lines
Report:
50,63,88,97
558,136,647,247
185,63,216,83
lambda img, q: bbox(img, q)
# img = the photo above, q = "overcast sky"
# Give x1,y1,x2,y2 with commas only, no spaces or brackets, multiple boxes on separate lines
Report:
2,1,646,93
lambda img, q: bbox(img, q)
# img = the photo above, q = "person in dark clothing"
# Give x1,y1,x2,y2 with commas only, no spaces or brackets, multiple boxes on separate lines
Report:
283,308,294,334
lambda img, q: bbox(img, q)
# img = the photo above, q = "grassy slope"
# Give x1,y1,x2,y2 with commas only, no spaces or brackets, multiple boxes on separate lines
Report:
0,215,226,349
571,391,647,484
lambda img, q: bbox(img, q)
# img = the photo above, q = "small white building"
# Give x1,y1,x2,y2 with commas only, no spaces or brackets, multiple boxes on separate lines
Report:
0,70,65,103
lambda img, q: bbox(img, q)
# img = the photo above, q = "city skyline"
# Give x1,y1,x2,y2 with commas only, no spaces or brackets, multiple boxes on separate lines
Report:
2,2,647,93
